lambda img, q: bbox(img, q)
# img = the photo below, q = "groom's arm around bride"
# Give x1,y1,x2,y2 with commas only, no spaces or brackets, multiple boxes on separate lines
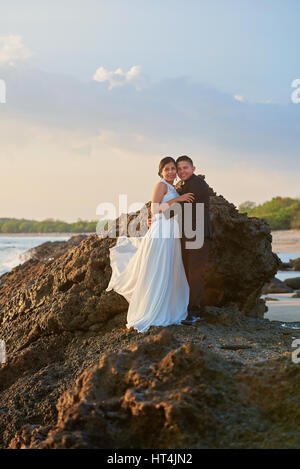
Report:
179,171,213,312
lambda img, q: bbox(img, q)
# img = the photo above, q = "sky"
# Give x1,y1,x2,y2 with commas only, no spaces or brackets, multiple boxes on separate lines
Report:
0,0,300,222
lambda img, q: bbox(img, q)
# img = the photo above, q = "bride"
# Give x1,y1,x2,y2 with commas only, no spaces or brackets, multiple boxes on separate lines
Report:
105,156,195,332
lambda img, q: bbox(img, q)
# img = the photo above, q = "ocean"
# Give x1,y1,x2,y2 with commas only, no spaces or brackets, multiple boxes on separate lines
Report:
0,235,299,323
0,235,71,277
263,251,300,323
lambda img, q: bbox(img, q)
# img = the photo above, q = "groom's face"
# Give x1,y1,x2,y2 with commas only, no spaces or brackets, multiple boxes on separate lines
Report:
176,161,195,181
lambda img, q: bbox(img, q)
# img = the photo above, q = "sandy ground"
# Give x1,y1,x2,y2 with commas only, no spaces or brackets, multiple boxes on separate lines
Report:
271,230,300,253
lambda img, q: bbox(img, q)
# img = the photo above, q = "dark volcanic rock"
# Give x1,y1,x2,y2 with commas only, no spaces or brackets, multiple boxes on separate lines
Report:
0,178,291,450
284,277,300,290
291,257,300,271
278,262,292,271
201,193,279,316
8,328,300,450
262,277,293,294
99,175,280,317
292,291,300,298
19,235,88,263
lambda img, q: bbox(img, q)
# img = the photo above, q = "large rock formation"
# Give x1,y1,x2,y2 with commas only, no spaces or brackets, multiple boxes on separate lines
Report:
7,325,300,449
99,175,280,317
0,177,294,450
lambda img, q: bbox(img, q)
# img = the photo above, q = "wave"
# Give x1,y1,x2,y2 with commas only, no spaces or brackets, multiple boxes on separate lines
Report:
0,235,70,277
0,247,25,277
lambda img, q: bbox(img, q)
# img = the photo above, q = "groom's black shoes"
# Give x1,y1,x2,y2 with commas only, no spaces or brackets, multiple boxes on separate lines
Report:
181,316,201,325
191,307,207,317
181,310,204,325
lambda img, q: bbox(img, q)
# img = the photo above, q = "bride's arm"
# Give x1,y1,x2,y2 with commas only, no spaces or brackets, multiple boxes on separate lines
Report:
150,182,169,219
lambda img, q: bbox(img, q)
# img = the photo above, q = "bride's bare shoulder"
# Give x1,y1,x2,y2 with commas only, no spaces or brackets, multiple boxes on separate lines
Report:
152,181,167,200
152,180,167,189
154,181,167,192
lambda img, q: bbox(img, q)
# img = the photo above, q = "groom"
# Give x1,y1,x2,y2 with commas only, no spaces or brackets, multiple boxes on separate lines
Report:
175,155,213,324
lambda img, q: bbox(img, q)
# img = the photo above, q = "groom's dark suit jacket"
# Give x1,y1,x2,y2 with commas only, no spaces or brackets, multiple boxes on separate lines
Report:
177,173,213,242
161,173,213,310
177,173,213,310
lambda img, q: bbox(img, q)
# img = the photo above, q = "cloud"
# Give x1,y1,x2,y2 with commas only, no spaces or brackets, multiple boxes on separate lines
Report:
234,94,246,102
234,93,275,104
0,35,33,66
93,65,146,90
2,65,300,174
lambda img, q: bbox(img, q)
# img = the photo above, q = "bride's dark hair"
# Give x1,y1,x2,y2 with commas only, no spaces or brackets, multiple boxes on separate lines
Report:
158,156,176,177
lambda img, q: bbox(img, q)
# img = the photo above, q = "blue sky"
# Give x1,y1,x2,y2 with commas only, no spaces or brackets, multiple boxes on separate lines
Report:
1,0,299,103
0,0,300,221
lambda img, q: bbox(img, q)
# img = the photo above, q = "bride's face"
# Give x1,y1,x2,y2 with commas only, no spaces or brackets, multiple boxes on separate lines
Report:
161,162,177,183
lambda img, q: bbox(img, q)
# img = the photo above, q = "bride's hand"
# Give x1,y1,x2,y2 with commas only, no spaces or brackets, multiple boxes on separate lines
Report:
178,192,195,202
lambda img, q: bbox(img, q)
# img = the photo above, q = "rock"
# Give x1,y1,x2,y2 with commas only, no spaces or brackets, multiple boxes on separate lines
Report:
220,344,252,350
262,277,293,294
200,305,244,324
284,277,300,290
10,329,300,450
178,177,280,317
0,178,292,450
278,262,292,271
291,257,300,271
99,175,280,318
292,291,300,298
19,235,88,263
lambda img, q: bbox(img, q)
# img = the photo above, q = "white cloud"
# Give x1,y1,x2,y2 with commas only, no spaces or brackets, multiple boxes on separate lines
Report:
0,35,33,66
234,94,275,104
234,94,246,102
93,65,146,90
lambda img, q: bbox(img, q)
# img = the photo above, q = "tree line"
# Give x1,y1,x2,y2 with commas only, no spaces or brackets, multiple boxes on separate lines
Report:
238,197,300,230
2,197,300,233
0,218,108,234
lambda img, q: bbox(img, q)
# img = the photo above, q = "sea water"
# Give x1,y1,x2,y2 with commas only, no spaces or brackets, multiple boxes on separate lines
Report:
0,235,70,277
263,252,300,323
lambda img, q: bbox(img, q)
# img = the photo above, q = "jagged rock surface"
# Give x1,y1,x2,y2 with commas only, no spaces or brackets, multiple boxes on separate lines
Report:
101,175,280,316
7,326,300,449
0,180,291,449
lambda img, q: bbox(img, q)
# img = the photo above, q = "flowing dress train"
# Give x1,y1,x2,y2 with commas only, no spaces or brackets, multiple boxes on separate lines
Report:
105,178,189,332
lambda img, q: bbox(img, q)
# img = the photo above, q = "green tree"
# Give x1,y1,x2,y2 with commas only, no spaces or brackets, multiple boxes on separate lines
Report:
238,201,257,212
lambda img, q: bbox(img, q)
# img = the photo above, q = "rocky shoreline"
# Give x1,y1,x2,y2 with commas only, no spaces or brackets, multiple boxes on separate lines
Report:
0,185,299,449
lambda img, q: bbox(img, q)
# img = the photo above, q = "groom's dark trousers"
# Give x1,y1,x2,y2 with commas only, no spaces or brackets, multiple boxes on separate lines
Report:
177,174,213,311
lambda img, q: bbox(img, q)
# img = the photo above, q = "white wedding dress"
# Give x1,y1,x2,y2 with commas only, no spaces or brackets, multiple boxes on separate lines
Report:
105,178,189,332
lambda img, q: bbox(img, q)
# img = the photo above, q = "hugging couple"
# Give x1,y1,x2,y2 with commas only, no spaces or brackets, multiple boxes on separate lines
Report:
106,155,213,332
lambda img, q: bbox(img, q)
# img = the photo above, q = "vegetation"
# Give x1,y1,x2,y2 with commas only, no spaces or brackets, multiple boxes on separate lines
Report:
3,197,300,232
238,197,300,230
0,218,109,234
